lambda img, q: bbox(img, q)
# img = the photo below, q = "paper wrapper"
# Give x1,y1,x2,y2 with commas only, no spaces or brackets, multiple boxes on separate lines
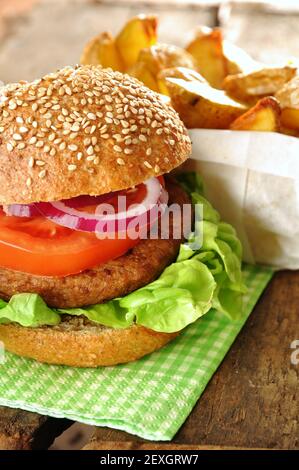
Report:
183,130,299,269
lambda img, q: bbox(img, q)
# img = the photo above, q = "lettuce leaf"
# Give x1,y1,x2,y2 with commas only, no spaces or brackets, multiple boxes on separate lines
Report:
0,172,246,332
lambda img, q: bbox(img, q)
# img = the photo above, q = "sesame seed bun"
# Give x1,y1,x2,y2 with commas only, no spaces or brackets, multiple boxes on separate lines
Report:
0,317,179,367
0,65,191,205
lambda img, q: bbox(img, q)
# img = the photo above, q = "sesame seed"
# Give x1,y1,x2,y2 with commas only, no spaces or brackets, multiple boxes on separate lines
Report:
68,164,77,171
59,142,66,150
101,134,109,139
169,139,175,146
124,148,133,155
26,177,32,187
44,145,51,153
91,136,97,145
13,133,22,141
29,136,37,145
28,157,34,167
139,134,147,142
87,112,96,120
7,143,13,152
113,145,122,153
71,123,80,132
87,155,95,162
68,144,78,151
90,125,96,134
50,148,56,156
77,152,83,160
36,160,45,166
48,133,55,141
155,165,160,173
0,127,4,133
117,158,125,165
38,169,47,178
146,148,152,156
87,145,94,155
144,161,152,169
32,103,38,111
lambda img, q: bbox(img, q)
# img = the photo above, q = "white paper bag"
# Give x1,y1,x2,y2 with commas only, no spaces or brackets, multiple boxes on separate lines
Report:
186,129,299,269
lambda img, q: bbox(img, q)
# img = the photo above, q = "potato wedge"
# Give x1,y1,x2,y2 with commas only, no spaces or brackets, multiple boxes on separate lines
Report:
137,44,196,75
80,32,124,71
129,44,197,93
129,61,160,92
158,66,207,95
223,66,297,105
223,41,260,75
186,26,227,89
230,97,281,131
115,15,158,70
159,66,207,83
164,77,247,129
280,108,299,131
275,76,299,130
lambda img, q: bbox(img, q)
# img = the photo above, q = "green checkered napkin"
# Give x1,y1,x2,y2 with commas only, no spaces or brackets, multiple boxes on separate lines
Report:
0,264,272,441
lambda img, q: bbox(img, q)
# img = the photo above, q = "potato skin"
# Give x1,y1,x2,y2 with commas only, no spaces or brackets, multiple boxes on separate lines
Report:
166,78,246,129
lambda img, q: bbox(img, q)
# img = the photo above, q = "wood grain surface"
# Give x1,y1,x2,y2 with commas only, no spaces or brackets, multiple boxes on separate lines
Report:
0,406,71,450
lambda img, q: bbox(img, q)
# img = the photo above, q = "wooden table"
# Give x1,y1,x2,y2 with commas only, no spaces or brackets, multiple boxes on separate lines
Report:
1,271,298,450
0,0,298,450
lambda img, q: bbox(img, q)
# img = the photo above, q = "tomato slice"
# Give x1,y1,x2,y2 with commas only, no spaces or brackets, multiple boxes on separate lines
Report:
0,177,166,277
0,209,140,277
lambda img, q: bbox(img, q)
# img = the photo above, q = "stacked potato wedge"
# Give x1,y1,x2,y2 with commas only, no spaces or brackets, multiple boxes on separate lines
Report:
81,15,299,134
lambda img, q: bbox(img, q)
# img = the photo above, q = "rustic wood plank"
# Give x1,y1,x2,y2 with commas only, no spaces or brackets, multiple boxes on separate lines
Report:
0,406,71,450
84,271,299,450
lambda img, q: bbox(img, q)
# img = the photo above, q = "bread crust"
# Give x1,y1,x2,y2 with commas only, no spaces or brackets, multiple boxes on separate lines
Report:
0,320,179,367
0,65,191,205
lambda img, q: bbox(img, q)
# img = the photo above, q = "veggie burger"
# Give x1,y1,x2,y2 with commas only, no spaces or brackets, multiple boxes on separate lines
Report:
0,65,193,366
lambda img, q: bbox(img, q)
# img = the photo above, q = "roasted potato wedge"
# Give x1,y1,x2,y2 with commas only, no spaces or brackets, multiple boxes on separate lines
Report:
230,97,281,131
80,32,124,71
158,66,207,96
129,44,197,93
158,66,207,94
280,108,299,131
115,15,158,70
223,66,297,105
129,61,160,92
223,41,260,75
136,44,196,75
159,66,207,83
164,77,247,128
186,26,227,89
275,76,299,131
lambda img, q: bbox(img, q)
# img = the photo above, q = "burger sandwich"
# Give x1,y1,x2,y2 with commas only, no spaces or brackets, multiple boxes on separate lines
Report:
0,65,244,367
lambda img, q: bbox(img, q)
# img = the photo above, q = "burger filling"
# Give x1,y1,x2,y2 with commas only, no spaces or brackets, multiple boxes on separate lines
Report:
0,176,166,277
0,173,246,333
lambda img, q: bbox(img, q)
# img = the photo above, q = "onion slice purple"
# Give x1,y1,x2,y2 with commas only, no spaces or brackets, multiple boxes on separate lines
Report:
4,177,169,235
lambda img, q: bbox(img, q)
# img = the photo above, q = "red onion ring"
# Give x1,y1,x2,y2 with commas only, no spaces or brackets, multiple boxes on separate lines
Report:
3,178,168,236
3,204,40,217
35,178,168,234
